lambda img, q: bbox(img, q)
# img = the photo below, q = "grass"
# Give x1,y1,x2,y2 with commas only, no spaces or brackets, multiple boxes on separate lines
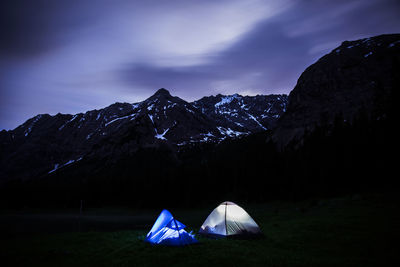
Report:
1,195,399,267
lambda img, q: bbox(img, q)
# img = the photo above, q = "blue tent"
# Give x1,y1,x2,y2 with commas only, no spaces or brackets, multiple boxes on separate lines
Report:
145,209,198,246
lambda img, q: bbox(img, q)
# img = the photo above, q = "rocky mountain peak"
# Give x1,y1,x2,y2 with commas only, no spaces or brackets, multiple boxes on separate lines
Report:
145,88,184,108
273,33,400,148
150,88,172,99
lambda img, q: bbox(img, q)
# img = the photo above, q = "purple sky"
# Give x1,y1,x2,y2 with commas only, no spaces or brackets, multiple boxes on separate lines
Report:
1,0,400,130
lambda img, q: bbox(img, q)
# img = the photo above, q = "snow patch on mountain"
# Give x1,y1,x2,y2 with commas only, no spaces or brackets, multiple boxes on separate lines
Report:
155,128,169,140
388,40,400,48
147,103,155,111
148,114,154,124
59,114,78,131
364,52,373,57
215,94,240,108
105,113,137,127
217,126,247,137
247,113,267,130
48,156,83,174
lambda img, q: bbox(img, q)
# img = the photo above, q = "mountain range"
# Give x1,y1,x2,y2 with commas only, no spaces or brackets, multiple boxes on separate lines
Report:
0,90,287,182
0,33,398,207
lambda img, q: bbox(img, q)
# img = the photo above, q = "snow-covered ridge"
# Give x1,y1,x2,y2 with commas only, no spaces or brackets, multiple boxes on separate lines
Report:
16,90,287,148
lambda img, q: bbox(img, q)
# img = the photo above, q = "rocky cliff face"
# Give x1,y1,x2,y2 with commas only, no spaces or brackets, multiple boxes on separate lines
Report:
273,34,400,147
0,89,287,181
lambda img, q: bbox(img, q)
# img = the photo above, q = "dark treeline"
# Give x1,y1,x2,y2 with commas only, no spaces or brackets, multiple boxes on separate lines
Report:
0,105,396,209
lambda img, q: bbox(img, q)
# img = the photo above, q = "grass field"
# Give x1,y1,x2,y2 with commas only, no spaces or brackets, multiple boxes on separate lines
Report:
1,195,399,267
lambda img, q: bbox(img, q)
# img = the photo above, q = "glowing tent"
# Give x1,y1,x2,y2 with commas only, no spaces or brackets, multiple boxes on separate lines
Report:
199,201,261,237
145,209,198,246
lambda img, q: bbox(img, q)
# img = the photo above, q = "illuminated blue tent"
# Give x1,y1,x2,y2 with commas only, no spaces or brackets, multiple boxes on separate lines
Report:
145,209,198,246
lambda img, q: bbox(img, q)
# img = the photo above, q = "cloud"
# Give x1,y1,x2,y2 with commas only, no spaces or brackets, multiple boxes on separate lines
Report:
119,0,400,99
1,0,400,130
120,18,312,99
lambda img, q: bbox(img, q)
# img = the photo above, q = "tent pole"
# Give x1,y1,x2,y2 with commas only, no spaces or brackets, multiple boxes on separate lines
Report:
174,218,181,240
224,203,228,236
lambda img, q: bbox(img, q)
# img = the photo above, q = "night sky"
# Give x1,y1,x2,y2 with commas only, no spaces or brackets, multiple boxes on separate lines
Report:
1,0,399,130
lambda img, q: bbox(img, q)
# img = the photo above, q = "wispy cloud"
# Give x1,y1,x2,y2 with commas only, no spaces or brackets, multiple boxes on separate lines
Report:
1,0,399,130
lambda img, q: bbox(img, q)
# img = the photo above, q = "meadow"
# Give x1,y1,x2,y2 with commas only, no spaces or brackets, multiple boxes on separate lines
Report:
1,194,398,267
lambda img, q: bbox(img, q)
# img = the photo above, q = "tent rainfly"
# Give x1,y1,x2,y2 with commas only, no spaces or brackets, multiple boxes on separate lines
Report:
145,209,198,246
199,201,261,237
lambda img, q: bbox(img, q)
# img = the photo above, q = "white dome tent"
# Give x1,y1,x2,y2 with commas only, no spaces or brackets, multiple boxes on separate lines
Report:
199,201,261,237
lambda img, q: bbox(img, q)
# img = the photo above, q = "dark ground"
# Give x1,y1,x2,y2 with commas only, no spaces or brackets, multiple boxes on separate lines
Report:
1,194,398,267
